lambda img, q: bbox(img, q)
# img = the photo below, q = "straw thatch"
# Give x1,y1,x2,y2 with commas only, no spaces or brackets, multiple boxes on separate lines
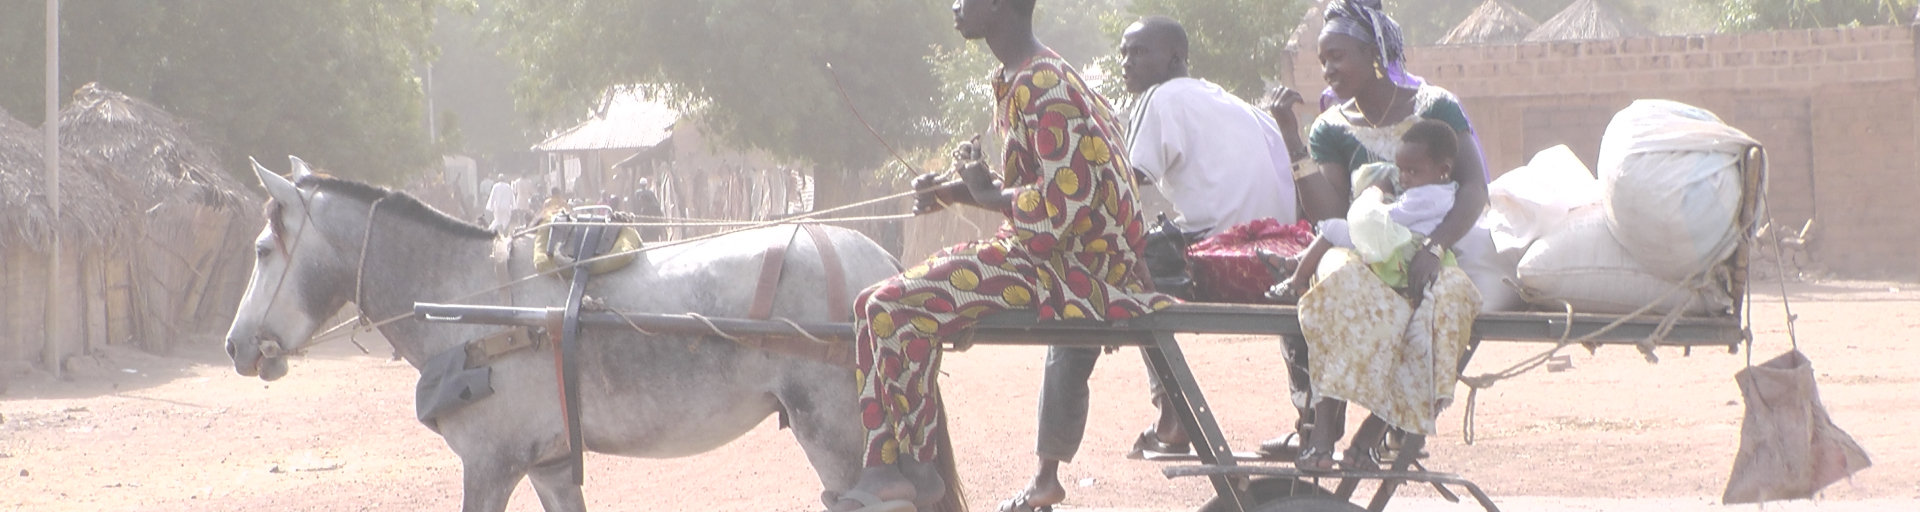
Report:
0,108,135,248
60,83,252,210
1439,0,1541,45
1524,0,1653,42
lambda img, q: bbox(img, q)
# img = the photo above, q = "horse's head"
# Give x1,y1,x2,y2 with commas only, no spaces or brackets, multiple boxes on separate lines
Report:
224,157,357,380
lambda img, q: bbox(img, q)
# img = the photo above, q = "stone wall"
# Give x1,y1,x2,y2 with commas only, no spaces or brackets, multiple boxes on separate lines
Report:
1284,23,1920,278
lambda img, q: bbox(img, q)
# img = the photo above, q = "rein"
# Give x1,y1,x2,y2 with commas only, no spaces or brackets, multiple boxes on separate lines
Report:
299,185,925,351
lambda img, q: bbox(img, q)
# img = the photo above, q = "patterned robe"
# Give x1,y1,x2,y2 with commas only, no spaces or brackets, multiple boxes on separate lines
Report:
854,50,1177,466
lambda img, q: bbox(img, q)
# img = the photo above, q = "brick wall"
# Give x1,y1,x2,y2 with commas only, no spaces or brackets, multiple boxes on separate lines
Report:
1285,24,1920,278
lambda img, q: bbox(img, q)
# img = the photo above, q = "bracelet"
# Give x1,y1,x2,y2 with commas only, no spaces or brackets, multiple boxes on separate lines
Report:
1423,239,1447,257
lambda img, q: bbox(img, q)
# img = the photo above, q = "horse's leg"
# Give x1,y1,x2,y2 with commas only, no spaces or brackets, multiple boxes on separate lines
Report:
460,458,525,512
779,380,863,503
527,462,588,512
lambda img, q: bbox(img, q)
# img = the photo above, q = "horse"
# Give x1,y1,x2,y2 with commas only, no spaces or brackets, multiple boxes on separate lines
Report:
222,157,965,512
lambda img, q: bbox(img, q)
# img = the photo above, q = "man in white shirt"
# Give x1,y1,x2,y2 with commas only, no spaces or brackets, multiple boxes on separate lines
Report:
998,16,1303,512
485,174,516,234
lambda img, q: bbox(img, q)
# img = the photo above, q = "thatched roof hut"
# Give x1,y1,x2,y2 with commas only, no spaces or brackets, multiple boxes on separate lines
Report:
1439,0,1541,45
60,83,252,210
1524,0,1653,42
0,108,133,248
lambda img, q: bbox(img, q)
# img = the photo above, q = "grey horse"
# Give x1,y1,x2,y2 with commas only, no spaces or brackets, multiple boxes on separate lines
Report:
222,158,965,512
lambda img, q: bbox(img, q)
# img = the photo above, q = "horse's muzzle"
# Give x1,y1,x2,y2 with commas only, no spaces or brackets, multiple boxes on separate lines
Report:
227,334,290,381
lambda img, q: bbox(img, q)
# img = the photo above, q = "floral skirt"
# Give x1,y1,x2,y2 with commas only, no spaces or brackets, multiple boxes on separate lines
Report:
1298,249,1481,435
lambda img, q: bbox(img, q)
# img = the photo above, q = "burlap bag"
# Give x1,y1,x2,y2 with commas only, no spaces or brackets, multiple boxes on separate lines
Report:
1722,350,1871,504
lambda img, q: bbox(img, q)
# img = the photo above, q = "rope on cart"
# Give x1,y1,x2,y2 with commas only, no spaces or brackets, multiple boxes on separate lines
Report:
1457,269,1705,445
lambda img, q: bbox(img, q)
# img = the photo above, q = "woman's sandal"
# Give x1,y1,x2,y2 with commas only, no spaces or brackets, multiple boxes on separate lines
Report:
1294,446,1338,473
1340,444,1382,472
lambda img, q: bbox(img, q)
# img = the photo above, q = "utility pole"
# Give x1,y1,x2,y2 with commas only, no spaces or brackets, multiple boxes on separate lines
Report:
44,0,62,379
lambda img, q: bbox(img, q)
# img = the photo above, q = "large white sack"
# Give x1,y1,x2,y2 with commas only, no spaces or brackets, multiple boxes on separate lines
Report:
1454,226,1525,313
1598,100,1758,281
1517,205,1729,316
1484,144,1601,261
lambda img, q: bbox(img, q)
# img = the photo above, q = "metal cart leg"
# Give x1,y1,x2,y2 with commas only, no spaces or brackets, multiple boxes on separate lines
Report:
1143,330,1251,511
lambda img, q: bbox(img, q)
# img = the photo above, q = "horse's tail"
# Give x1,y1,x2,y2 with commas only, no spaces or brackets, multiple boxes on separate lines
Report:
928,393,968,512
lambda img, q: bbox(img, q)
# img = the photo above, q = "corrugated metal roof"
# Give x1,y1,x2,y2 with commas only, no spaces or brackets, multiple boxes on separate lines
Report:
533,91,679,152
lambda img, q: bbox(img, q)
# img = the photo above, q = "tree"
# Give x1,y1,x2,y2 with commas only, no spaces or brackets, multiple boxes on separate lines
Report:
1718,0,1916,30
491,0,950,181
0,1,453,184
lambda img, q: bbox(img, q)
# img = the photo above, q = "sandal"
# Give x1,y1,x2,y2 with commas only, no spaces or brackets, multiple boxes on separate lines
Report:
1294,446,1337,473
1254,431,1304,460
825,489,917,512
995,492,1055,512
1340,444,1381,472
1126,429,1192,459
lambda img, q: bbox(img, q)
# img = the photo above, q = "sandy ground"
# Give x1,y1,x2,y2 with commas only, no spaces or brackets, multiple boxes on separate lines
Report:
1,280,1914,512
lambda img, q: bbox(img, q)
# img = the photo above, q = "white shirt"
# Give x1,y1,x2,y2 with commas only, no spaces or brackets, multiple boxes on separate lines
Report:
1127,77,1297,234
1320,182,1457,249
486,181,516,218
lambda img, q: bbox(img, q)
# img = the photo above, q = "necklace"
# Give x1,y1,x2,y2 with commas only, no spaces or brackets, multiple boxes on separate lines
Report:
1355,84,1402,127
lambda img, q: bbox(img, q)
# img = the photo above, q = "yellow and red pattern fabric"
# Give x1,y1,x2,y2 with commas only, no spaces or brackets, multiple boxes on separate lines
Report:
854,50,1176,466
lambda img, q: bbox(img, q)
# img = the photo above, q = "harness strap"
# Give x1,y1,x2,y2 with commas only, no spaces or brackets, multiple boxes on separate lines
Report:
802,224,851,321
748,226,800,320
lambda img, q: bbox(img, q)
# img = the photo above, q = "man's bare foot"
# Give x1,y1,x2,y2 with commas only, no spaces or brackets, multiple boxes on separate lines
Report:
997,474,1065,512
823,466,916,511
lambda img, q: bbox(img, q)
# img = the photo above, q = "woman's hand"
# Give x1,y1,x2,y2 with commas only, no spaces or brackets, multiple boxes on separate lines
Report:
1405,247,1442,310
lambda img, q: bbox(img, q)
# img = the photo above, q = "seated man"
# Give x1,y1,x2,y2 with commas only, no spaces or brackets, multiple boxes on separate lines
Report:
999,16,1303,512
825,1,1176,511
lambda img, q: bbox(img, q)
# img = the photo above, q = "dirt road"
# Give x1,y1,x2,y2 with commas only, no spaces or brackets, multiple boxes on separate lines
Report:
1,281,1913,511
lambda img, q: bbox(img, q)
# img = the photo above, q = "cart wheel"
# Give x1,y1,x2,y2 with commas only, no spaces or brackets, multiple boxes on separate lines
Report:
1196,477,1329,512
1248,495,1367,512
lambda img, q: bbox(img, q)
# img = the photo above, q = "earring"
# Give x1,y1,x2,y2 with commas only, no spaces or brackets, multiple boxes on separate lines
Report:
1375,62,1386,79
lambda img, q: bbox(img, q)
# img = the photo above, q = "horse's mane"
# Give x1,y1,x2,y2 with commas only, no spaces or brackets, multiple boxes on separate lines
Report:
265,174,497,241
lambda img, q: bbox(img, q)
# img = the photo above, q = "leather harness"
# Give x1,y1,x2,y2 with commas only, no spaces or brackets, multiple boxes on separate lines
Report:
740,224,857,367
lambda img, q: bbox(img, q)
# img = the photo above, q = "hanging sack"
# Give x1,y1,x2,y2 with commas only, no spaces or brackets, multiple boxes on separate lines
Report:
1723,350,1871,504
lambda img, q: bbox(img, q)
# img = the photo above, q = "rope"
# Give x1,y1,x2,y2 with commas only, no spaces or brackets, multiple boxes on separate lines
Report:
684,313,742,342
532,212,916,230
1457,268,1707,445
774,317,833,345
300,185,924,350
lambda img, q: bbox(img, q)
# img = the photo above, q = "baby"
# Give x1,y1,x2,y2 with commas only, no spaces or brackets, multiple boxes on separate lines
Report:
1272,118,1460,302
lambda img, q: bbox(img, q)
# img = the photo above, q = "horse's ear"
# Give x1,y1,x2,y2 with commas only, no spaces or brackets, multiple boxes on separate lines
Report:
289,155,314,178
253,157,301,205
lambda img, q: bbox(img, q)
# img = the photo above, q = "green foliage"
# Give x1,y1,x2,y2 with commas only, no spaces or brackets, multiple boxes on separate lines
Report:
1719,0,1916,30
0,0,452,184
1122,0,1310,98
491,0,950,174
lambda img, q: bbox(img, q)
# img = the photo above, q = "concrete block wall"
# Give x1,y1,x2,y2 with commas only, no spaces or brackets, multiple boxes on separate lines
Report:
1284,24,1920,278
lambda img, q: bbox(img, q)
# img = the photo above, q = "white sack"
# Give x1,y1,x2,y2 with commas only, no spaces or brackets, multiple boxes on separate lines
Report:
1516,205,1729,316
1598,100,1758,281
1484,145,1601,261
1453,226,1525,313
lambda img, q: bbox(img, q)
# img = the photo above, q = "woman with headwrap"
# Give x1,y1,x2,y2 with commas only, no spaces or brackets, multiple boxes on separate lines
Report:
1270,0,1489,473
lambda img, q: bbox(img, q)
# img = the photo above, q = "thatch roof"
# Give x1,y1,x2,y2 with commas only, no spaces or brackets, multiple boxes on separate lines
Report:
60,83,253,210
1439,0,1541,45
0,108,136,247
533,90,678,152
1524,0,1653,42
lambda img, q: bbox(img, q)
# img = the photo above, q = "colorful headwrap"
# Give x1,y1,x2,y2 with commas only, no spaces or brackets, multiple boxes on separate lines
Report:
1322,0,1420,89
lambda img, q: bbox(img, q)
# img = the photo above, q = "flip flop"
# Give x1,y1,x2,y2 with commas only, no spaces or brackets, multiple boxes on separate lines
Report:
826,489,916,512
996,493,1055,512
1254,431,1304,460
1126,429,1193,460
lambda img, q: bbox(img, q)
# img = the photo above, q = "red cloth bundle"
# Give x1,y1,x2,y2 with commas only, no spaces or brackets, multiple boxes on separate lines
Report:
1186,218,1315,303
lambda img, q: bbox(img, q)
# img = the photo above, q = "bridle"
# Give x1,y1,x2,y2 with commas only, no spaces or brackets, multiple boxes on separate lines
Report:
251,182,384,359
